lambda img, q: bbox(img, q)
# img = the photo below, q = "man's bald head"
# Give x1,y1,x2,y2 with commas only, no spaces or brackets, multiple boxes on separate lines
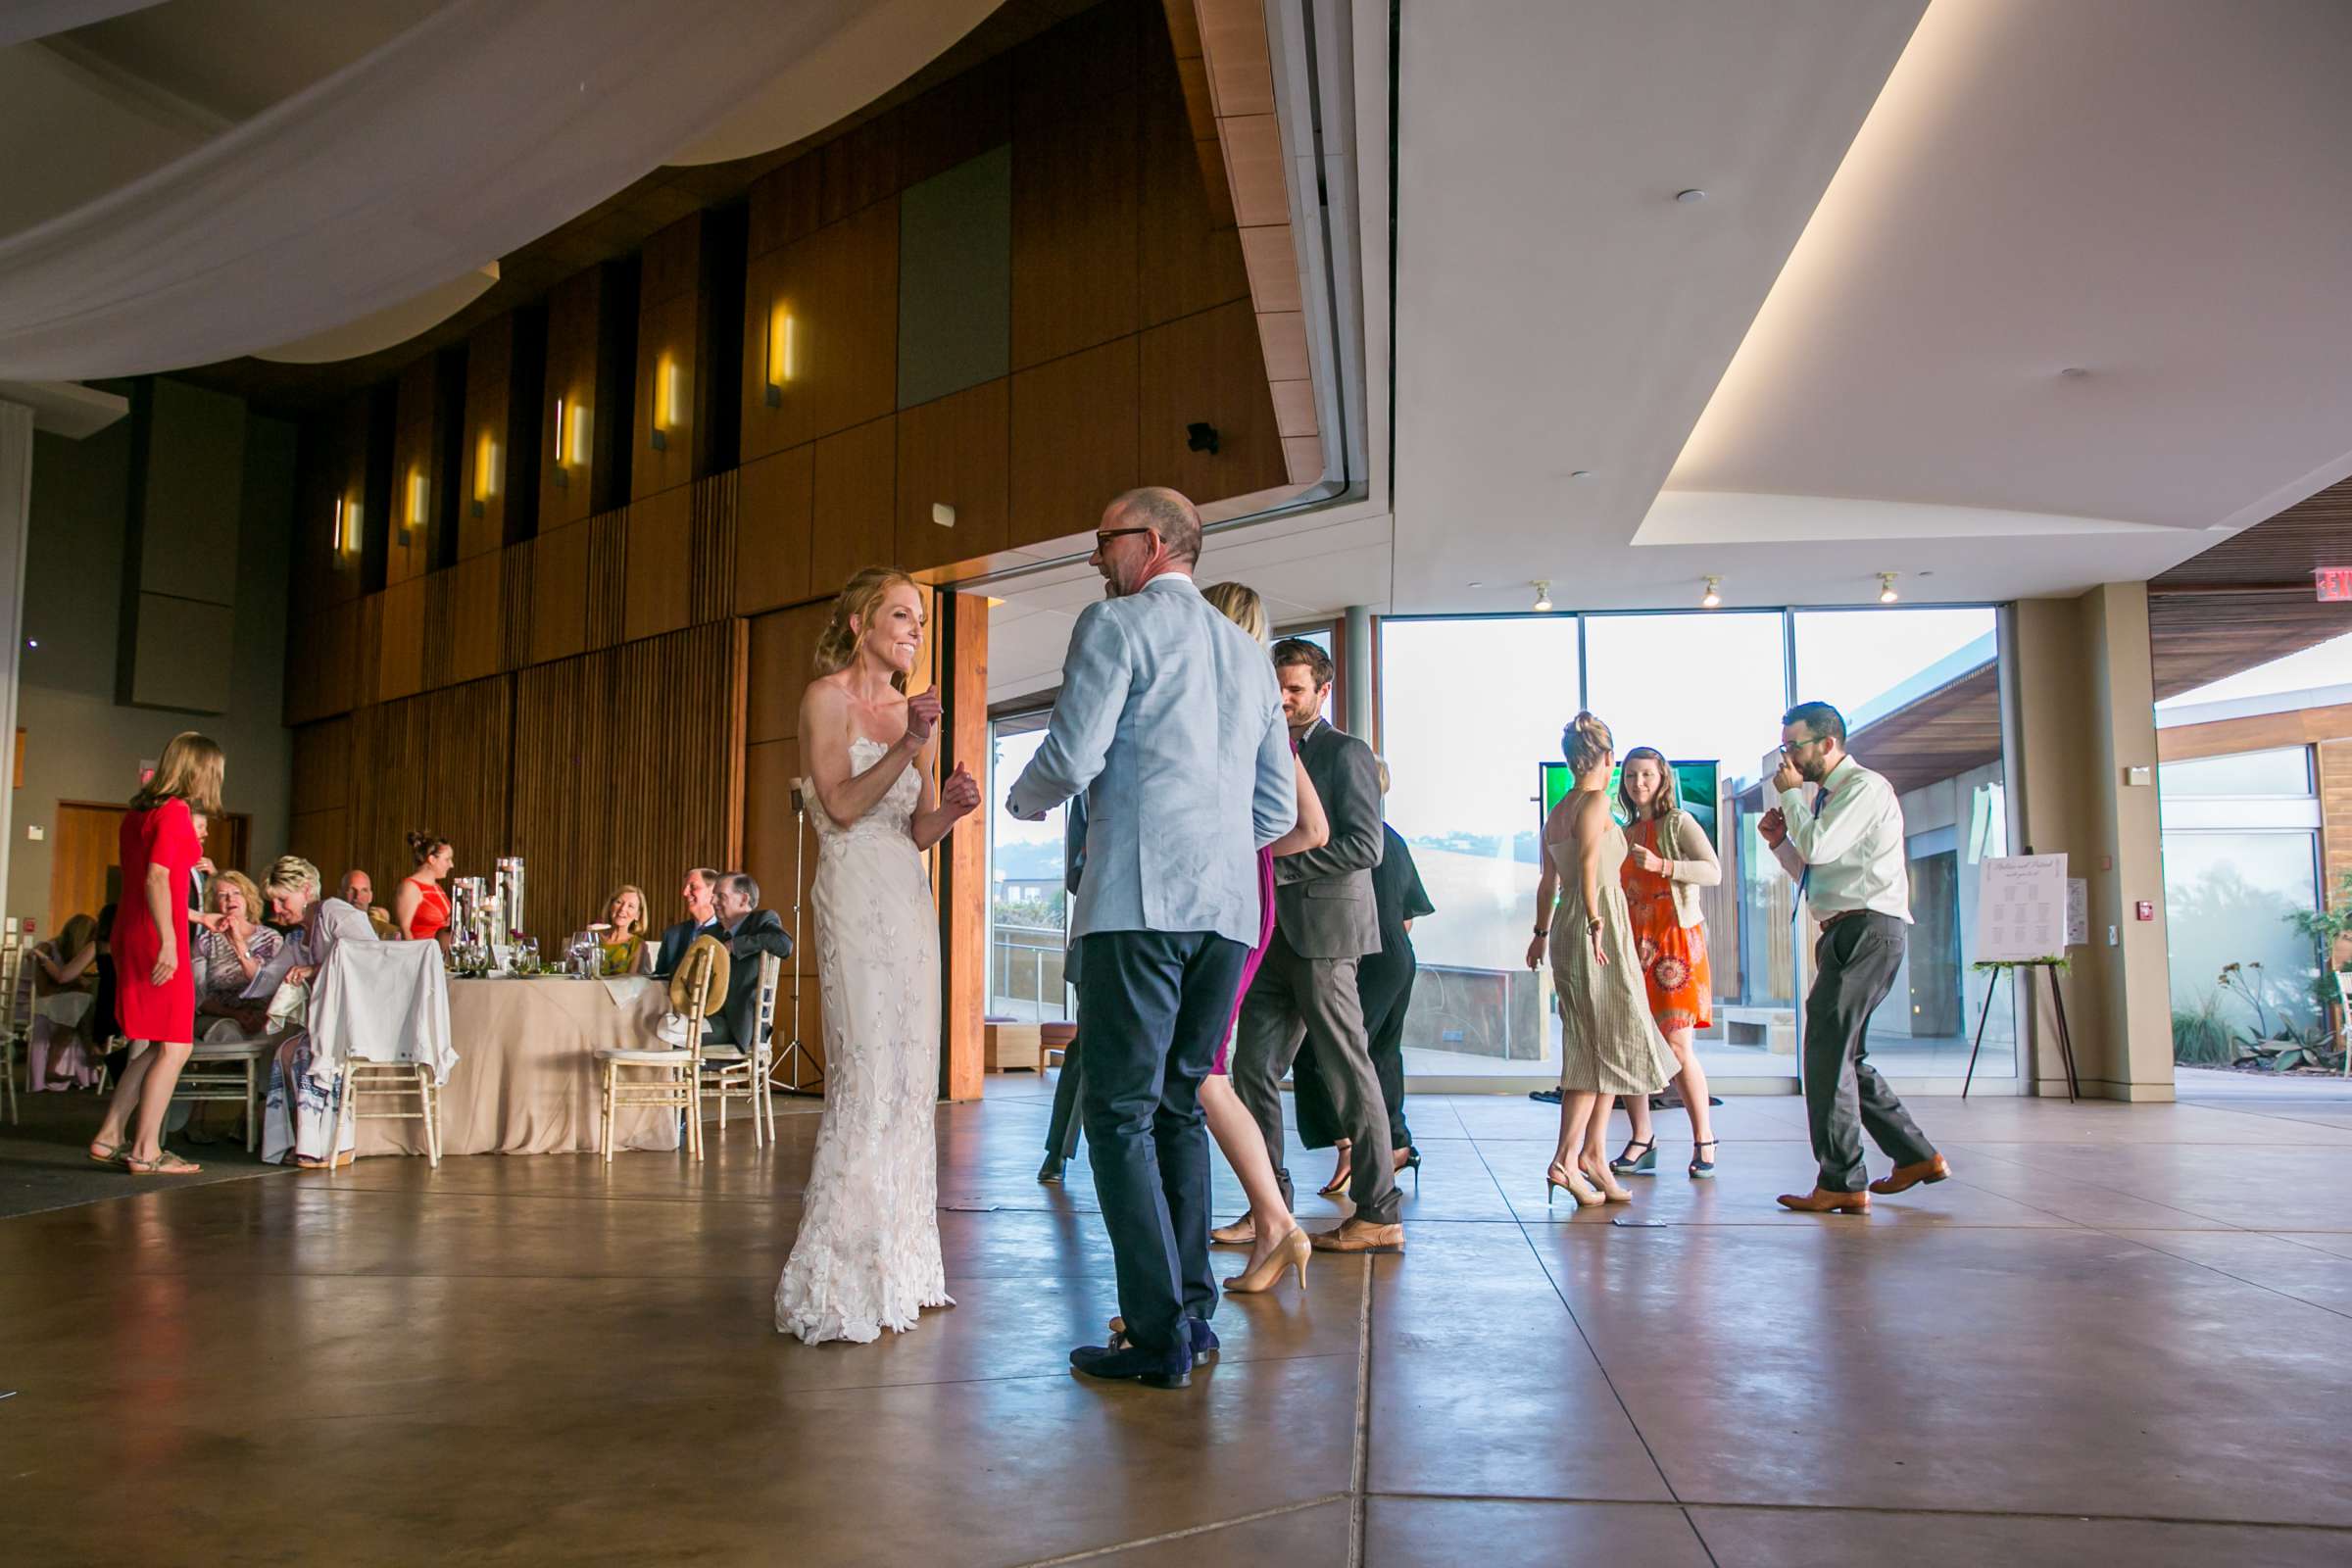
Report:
1109,487,1202,566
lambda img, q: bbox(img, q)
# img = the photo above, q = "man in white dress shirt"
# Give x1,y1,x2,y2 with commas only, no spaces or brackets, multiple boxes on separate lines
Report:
1760,701,1949,1213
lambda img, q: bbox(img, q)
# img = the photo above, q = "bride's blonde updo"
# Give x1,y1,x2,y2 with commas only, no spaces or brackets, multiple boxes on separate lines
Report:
813,566,920,692
1562,710,1614,776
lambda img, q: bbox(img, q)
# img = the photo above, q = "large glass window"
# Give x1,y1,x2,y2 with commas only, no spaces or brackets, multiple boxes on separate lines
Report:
986,717,1070,1021
1379,616,1581,1076
2160,750,2323,1043
1791,609,2011,1077
1583,612,1794,1076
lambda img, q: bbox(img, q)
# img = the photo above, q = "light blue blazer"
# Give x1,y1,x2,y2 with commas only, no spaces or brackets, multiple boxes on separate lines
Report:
1007,573,1296,949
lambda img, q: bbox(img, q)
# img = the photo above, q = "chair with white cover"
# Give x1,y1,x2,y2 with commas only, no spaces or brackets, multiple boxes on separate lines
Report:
310,939,458,1168
598,936,722,1162
700,953,780,1147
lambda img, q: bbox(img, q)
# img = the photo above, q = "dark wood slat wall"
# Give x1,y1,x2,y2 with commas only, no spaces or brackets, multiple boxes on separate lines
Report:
282,2,1281,1093
512,619,746,957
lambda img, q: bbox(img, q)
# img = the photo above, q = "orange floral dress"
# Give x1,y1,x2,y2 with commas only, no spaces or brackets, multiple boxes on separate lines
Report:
1621,815,1711,1032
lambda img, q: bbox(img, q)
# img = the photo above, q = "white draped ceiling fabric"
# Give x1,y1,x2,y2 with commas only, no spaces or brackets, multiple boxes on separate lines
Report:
0,0,985,379
0,1,167,50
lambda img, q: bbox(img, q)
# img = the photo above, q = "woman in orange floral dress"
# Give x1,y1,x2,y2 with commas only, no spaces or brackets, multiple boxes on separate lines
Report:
1610,748,1722,1178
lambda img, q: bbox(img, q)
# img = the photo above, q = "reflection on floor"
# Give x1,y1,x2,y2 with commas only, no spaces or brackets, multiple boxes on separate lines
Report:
6,1073,2352,1564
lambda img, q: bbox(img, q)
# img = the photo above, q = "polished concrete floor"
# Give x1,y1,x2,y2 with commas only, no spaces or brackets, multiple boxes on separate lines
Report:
6,1073,2352,1565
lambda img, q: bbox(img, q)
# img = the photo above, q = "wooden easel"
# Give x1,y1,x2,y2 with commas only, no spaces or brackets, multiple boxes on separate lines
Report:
1963,958,2079,1101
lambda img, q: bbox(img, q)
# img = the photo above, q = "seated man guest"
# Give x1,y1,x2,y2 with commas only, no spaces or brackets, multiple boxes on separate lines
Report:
654,867,723,977
702,871,792,1049
337,869,395,938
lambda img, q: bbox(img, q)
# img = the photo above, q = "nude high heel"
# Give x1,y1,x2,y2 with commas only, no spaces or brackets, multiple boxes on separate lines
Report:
1226,1226,1311,1294
1546,1161,1604,1208
1580,1160,1634,1202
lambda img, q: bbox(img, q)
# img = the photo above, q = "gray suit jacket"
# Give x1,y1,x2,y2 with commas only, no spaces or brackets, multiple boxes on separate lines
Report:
1273,717,1384,959
1007,572,1295,949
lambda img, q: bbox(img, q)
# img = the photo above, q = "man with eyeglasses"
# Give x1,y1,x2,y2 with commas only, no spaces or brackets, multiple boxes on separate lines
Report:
1759,700,1949,1213
1006,486,1296,1389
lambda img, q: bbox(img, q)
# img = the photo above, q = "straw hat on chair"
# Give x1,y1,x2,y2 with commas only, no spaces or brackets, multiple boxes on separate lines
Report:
669,934,730,1017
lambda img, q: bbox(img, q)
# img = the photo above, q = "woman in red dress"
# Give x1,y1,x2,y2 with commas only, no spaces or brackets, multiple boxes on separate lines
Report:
89,731,224,1175
395,831,455,948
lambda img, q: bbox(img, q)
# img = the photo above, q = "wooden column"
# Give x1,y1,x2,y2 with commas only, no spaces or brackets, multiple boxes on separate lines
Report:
936,587,989,1102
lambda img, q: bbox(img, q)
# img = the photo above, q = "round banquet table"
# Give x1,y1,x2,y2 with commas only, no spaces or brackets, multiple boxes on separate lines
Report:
358,975,683,1156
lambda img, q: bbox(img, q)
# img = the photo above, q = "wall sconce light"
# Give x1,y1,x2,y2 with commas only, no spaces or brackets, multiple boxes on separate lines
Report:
552,397,569,489
472,432,498,517
402,467,426,544
332,495,347,555
652,356,686,451
1532,580,1553,612
1186,421,1221,456
932,503,956,529
1878,571,1899,605
1700,575,1722,610
766,307,794,407
332,495,362,557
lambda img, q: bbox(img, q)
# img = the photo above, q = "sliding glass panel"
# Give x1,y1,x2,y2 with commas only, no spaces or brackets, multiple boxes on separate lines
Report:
986,717,1070,1021
1791,608,2010,1077
1582,612,1795,1076
1379,616,1581,1077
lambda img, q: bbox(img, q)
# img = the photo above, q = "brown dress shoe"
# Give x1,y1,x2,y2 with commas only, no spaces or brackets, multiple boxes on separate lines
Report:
1776,1187,1871,1214
1869,1155,1951,1195
1308,1218,1404,1253
1209,1217,1255,1247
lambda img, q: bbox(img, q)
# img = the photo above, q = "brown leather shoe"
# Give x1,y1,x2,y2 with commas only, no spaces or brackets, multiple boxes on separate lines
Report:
1308,1218,1404,1253
1209,1217,1255,1247
1869,1155,1951,1195
1776,1187,1870,1214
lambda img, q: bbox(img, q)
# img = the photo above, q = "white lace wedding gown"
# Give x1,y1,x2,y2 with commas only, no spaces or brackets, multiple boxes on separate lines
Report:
774,738,954,1344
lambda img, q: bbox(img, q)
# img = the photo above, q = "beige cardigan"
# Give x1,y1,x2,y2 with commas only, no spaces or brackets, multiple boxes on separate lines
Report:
1641,808,1720,929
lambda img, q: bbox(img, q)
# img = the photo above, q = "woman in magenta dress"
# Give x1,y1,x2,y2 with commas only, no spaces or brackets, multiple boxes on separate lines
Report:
89,731,224,1175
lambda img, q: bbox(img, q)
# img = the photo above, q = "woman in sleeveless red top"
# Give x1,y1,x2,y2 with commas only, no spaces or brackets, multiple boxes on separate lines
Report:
396,832,456,945
91,731,225,1175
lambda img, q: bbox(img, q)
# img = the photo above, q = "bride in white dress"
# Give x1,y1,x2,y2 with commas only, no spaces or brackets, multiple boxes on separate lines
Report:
775,567,981,1345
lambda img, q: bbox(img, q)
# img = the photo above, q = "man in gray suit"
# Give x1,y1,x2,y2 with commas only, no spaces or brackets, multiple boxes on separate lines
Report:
1229,639,1404,1253
1007,487,1296,1390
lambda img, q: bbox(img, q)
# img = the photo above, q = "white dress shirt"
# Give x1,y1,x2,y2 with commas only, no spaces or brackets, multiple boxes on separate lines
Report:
1771,755,1912,922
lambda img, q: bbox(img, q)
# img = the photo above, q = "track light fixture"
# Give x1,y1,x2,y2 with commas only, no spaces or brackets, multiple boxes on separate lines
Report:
1532,580,1553,612
1700,575,1722,610
1878,572,1899,605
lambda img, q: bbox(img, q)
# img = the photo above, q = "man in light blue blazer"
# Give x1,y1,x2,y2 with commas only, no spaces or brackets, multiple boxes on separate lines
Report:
1007,486,1295,1390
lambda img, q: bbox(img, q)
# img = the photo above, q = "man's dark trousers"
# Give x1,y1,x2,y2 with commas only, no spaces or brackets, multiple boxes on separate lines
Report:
1804,910,1938,1193
1075,928,1249,1358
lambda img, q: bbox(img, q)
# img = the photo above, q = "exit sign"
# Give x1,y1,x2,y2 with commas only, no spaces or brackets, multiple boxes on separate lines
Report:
2317,568,2352,602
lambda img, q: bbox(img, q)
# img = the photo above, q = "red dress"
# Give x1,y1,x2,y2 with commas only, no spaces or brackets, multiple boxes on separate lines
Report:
1621,815,1713,1032
404,877,452,942
116,799,201,1043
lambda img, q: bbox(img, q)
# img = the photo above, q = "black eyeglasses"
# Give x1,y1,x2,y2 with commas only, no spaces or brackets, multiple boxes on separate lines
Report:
1092,527,1153,552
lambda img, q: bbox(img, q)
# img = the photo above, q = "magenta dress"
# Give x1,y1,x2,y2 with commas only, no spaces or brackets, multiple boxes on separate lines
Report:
1211,846,1279,1075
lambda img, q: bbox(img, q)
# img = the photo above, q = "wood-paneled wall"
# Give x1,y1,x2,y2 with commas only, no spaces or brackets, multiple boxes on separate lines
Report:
513,618,746,946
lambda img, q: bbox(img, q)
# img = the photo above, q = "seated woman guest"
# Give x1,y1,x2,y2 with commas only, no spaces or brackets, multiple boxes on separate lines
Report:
88,730,226,1175
194,870,282,1037
29,913,100,1091
259,856,376,1169
599,885,652,974
395,832,455,948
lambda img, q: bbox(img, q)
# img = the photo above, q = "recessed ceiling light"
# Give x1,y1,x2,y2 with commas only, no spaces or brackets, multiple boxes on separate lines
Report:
2059,367,2089,378
1467,580,1484,588
1569,470,1593,479
1675,188,1707,204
